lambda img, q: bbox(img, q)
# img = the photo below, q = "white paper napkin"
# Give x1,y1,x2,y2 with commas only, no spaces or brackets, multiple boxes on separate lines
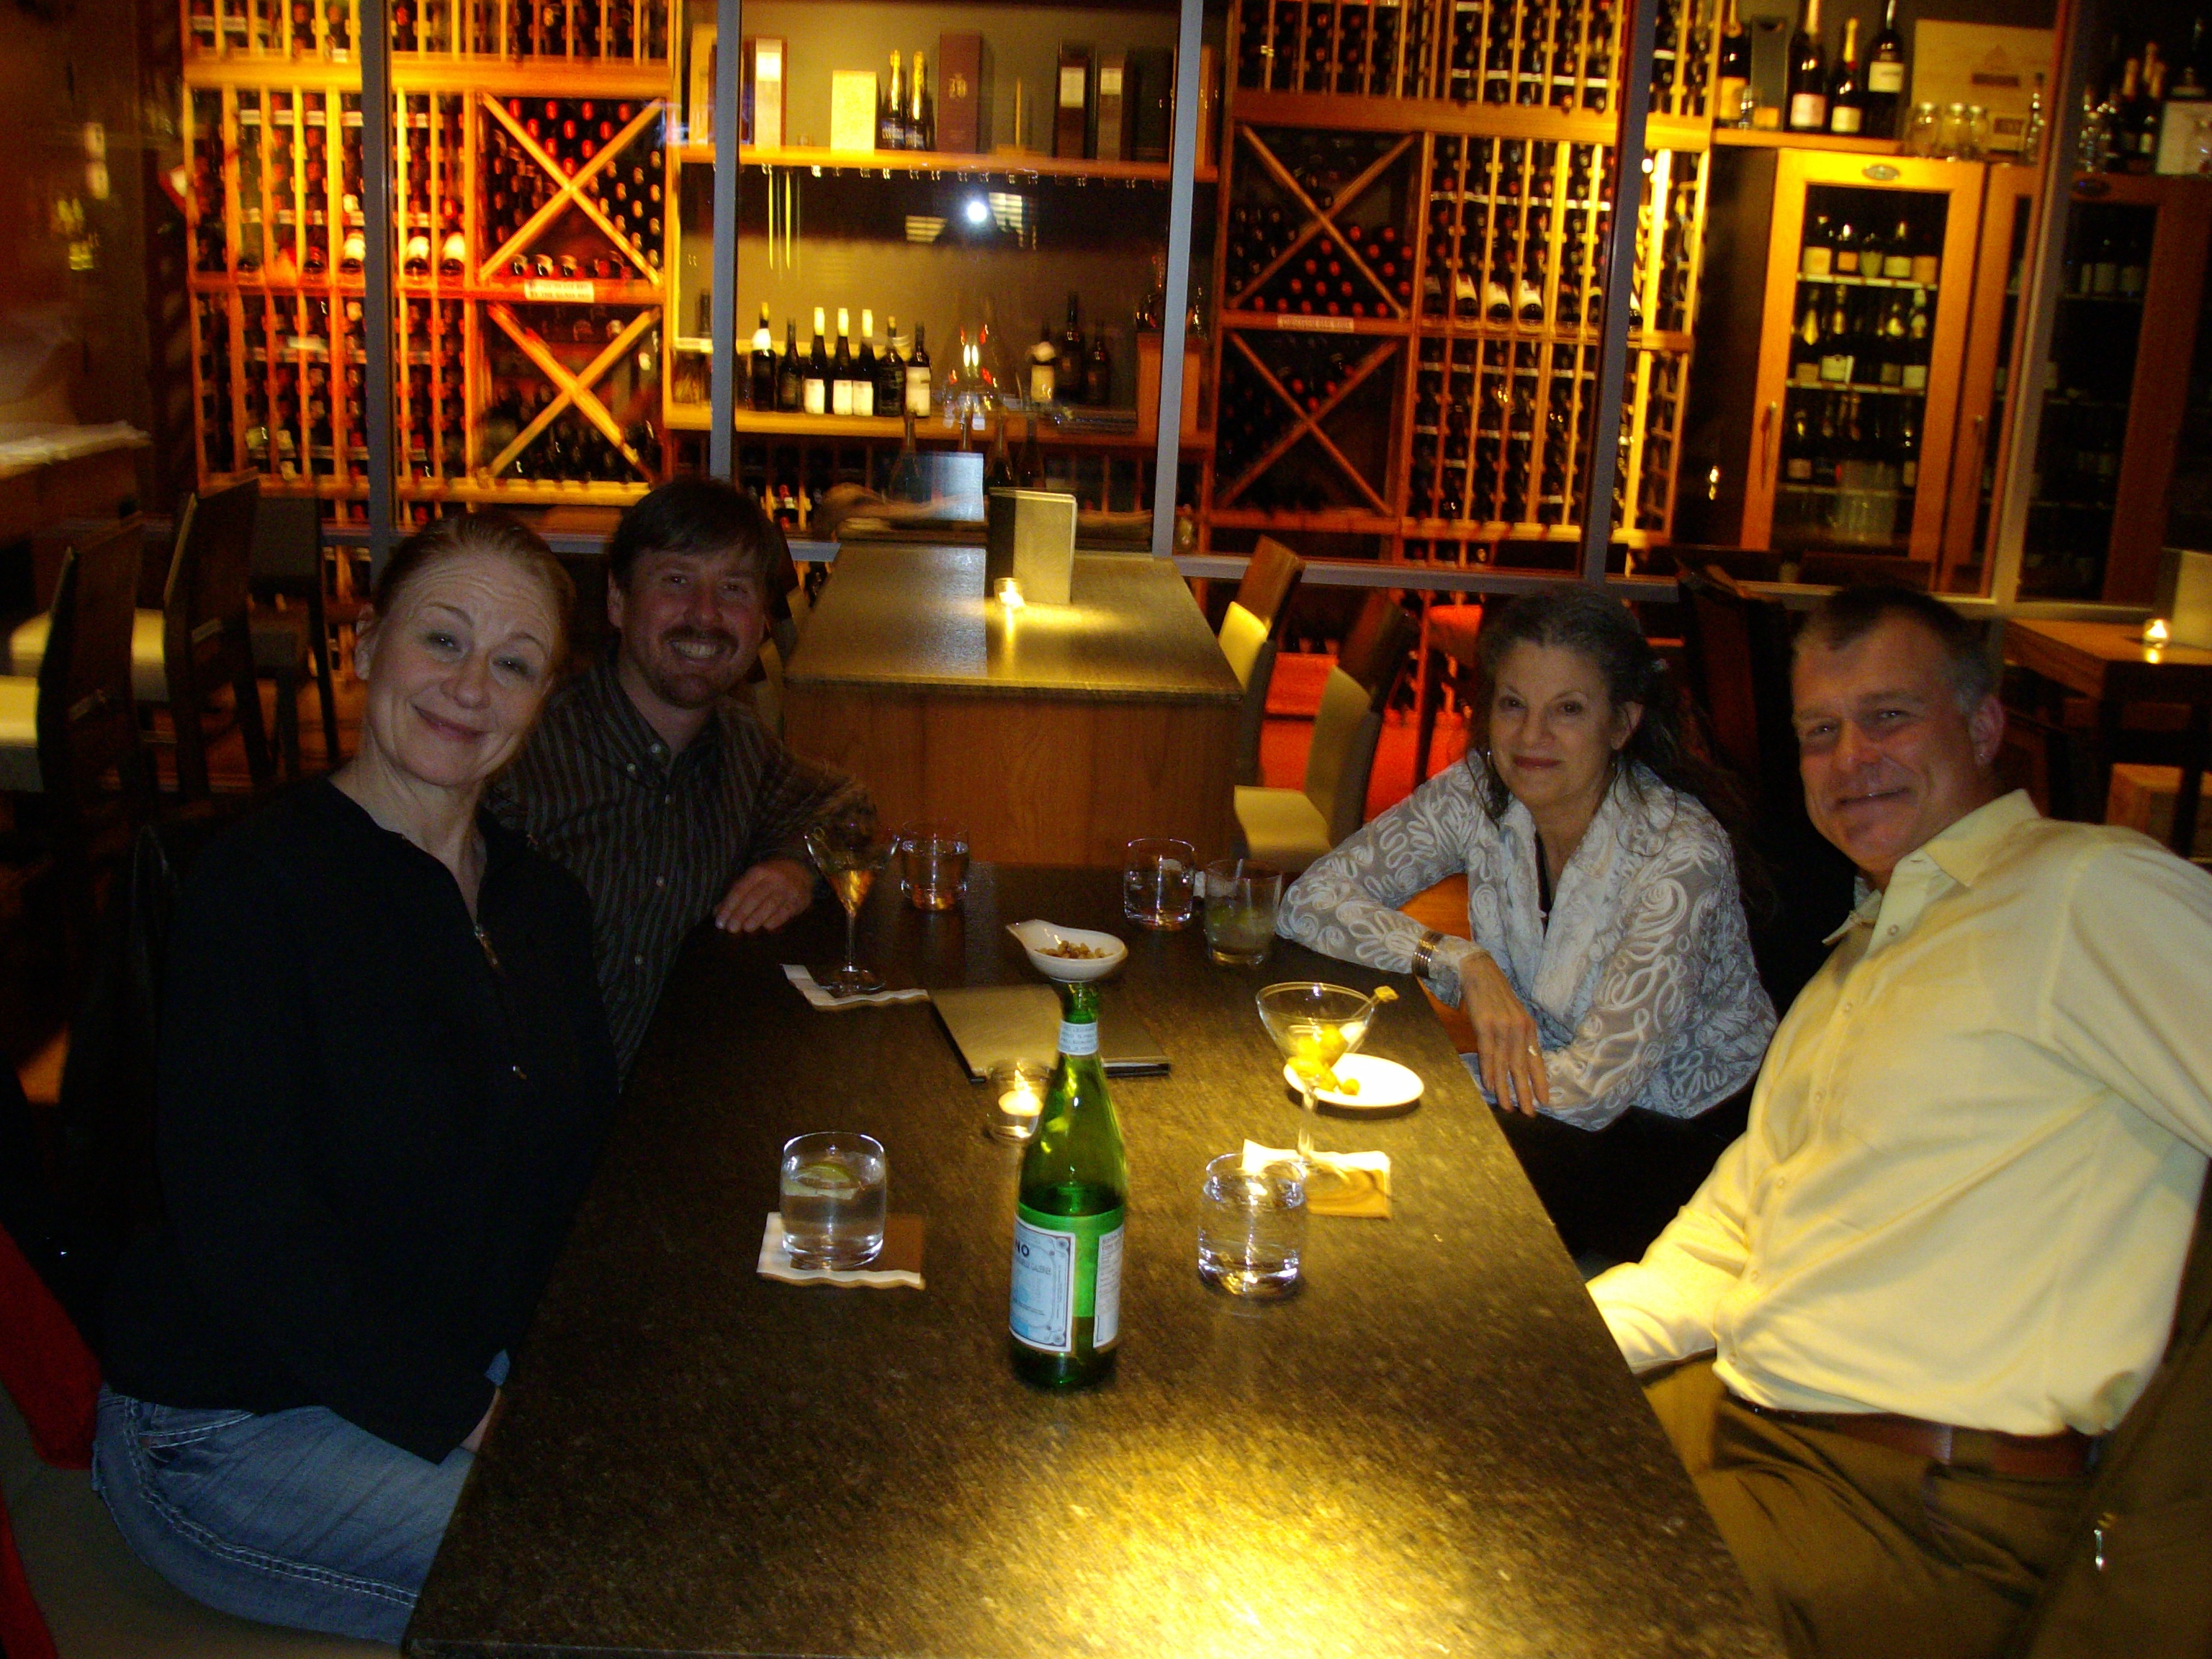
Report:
781,963,931,1010
757,1213,925,1289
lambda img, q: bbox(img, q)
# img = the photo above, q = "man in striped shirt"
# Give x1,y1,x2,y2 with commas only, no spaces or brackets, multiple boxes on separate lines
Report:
492,480,866,1074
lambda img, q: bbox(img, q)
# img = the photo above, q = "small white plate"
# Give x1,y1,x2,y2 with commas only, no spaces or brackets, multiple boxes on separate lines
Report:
1007,920,1128,983
1283,1053,1424,1116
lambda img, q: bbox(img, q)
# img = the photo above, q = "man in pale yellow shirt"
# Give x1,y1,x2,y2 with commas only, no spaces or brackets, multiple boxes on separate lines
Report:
1590,587,2212,1658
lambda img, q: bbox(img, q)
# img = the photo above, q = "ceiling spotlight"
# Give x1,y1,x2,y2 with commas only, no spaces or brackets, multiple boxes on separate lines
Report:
964,195,991,226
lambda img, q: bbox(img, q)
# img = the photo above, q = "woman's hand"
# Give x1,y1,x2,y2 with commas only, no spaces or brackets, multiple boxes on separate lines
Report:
462,1390,501,1455
1462,949,1550,1117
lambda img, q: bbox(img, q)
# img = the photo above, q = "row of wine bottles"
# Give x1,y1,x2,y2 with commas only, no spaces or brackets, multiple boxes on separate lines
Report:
186,0,670,58
1787,282,1934,392
728,306,932,418
1778,385,1924,488
1231,0,1709,112
1778,0,1910,138
1215,340,1377,481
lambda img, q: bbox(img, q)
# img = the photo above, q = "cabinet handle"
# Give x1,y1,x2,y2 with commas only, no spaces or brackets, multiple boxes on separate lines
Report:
1760,400,1777,475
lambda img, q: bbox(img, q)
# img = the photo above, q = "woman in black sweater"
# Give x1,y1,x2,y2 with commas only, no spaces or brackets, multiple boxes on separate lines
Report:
92,513,618,1642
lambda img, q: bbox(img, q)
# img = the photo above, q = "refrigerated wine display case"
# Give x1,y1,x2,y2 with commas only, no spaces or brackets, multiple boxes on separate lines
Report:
1748,153,1979,567
2014,174,2212,603
1937,165,2036,594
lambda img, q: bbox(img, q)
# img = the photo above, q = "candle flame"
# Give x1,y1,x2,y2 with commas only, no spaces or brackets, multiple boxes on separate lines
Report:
2144,617,2170,647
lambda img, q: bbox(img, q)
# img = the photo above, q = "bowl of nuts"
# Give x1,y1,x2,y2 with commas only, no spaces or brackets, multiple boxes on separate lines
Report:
1005,919,1129,984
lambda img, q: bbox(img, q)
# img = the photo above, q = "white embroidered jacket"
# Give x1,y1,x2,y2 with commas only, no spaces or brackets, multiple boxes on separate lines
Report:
1278,757,1776,1130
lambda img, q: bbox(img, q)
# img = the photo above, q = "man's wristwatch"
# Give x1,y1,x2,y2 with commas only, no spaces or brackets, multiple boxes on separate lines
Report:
1411,928,1448,984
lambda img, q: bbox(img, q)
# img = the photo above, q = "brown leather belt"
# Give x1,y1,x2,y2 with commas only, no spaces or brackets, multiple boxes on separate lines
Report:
1726,1393,2098,1480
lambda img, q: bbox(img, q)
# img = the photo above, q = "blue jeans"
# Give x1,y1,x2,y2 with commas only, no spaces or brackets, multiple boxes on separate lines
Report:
89,1356,505,1645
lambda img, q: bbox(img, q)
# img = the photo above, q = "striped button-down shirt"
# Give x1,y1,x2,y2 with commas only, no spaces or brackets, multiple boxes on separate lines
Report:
491,657,866,1074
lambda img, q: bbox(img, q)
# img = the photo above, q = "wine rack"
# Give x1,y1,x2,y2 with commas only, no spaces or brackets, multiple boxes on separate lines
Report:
181,0,673,527
184,0,665,62
1204,0,1717,562
1230,0,1709,117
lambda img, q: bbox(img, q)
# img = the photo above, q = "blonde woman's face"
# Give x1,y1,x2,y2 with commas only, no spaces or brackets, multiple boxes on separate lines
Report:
352,549,562,793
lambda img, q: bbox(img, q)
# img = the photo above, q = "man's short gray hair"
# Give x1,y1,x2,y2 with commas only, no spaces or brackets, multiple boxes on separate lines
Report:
1794,585,1997,709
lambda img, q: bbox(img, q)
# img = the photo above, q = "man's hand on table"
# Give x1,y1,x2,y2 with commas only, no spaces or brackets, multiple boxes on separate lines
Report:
716,858,815,932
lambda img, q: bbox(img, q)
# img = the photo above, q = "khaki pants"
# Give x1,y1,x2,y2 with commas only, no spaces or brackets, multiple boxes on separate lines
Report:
1644,1359,2090,1659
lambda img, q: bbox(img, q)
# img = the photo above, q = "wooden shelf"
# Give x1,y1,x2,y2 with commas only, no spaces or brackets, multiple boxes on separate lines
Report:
1411,318,1696,353
182,56,671,97
1205,507,1405,535
662,404,1212,451
678,143,1216,185
1712,128,1905,157
1220,310,1413,338
1230,89,1711,153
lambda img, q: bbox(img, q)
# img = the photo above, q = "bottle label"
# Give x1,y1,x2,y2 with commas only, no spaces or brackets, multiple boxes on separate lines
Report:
1802,244,1833,276
1866,60,1905,93
855,381,875,417
804,378,827,415
831,379,853,416
1830,105,1863,134
1789,91,1827,130
1057,1018,1099,1056
905,367,931,415
1010,1205,1125,1354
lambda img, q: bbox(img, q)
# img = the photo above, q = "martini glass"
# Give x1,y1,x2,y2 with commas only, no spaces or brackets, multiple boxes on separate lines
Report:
804,812,890,996
1254,981,1396,1179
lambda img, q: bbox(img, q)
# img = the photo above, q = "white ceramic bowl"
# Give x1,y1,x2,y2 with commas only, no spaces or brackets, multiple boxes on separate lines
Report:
1006,920,1128,983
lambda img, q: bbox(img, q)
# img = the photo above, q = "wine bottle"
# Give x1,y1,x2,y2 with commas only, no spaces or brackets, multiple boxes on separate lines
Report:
750,302,776,411
1058,293,1087,405
880,50,906,150
1828,19,1864,132
1864,0,1906,137
831,307,856,415
1787,0,1828,132
1008,981,1127,1390
856,309,878,416
986,413,1015,489
1029,320,1058,405
804,307,830,415
904,322,932,417
877,315,905,416
1086,328,1111,406
909,50,934,151
778,318,803,411
1717,0,1751,124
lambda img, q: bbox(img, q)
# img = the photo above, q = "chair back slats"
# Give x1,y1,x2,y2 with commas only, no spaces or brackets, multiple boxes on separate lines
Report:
246,493,323,593
1236,538,1306,638
166,475,261,631
36,519,145,800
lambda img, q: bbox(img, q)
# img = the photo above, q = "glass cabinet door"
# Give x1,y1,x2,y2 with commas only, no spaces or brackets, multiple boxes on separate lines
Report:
667,0,1210,542
1938,166,2036,595
1746,153,1982,570
2018,175,2212,603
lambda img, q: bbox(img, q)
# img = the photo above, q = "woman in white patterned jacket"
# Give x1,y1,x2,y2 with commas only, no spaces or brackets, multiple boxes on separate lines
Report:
1280,586,1776,1262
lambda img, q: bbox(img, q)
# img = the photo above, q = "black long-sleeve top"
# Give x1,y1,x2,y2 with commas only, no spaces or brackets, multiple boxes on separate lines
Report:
102,780,619,1463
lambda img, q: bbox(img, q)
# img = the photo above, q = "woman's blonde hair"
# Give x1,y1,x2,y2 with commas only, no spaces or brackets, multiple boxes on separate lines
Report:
369,511,575,664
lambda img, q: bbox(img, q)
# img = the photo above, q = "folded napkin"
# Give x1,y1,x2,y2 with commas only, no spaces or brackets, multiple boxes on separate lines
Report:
758,1213,926,1288
781,964,931,1010
1243,1140,1392,1219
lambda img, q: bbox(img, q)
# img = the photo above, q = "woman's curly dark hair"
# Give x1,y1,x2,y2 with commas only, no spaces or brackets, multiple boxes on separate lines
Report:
1470,587,1765,907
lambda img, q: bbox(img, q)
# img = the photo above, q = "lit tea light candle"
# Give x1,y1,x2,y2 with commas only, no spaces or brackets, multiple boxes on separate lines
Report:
2144,617,2171,648
999,1082,1041,1122
986,1059,1048,1143
995,577,1025,611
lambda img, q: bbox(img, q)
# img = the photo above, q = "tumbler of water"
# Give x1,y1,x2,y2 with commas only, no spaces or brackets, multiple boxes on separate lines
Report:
779,1132,889,1269
1196,1153,1307,1298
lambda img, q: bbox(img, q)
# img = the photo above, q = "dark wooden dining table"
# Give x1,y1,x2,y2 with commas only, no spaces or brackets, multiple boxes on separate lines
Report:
406,864,1773,1659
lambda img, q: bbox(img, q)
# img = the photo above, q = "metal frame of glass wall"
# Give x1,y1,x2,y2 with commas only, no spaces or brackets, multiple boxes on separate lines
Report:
346,0,2138,620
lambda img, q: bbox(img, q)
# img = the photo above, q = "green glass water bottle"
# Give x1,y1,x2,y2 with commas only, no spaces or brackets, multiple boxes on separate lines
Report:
1009,981,1128,1388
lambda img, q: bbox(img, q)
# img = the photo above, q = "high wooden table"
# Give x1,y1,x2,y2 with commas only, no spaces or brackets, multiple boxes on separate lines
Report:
2005,619,2212,857
783,546,1242,866
407,866,1773,1659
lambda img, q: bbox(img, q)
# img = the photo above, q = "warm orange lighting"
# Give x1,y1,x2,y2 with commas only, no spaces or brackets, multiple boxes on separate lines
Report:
2144,617,2171,648
995,577,1025,611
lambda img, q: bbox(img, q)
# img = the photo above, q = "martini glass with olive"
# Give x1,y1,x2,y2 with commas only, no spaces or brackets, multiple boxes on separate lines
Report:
804,809,891,996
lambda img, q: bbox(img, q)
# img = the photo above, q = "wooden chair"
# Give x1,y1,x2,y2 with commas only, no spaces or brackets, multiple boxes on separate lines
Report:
1233,591,1416,874
247,496,342,778
0,521,155,886
9,480,274,803
1218,538,1305,786
1411,598,1485,786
